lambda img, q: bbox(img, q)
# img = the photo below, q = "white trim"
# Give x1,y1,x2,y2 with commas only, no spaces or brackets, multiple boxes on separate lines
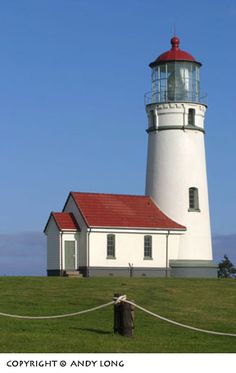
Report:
88,227,185,235
61,233,79,271
61,229,78,232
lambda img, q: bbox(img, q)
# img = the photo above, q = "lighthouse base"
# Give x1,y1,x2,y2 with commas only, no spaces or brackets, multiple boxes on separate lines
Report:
169,260,218,278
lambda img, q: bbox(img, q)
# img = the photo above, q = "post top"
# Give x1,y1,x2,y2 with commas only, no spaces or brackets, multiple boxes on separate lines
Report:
171,36,180,50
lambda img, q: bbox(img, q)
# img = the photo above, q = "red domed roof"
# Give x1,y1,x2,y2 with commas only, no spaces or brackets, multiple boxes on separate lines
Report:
149,36,201,67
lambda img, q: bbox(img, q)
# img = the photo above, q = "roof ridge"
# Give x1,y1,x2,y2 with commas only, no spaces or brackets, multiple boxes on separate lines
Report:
52,211,73,215
71,191,149,198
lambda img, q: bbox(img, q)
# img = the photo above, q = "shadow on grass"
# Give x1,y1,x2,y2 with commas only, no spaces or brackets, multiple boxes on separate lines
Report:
76,327,112,335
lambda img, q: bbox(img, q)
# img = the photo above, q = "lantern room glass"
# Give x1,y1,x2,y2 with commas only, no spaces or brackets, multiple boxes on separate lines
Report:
151,61,200,103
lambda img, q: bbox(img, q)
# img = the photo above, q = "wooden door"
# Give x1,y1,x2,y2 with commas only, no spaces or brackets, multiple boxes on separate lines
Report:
64,241,75,270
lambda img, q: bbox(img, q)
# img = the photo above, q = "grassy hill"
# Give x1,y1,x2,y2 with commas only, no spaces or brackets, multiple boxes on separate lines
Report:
0,277,235,353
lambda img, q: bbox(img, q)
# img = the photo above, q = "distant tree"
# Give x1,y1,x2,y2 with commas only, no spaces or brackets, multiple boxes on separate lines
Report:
218,255,236,278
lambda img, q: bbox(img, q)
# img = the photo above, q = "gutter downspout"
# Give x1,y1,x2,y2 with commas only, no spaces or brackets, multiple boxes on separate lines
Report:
87,228,91,277
165,230,170,278
60,232,63,276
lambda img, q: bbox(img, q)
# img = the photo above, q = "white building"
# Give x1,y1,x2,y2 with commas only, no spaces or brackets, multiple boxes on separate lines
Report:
44,192,186,277
44,37,217,277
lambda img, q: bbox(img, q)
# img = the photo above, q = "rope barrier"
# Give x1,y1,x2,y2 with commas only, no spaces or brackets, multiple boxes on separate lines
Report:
0,295,235,338
0,301,114,320
123,299,236,338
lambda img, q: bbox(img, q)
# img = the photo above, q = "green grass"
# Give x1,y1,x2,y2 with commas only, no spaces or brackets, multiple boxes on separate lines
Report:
0,277,235,353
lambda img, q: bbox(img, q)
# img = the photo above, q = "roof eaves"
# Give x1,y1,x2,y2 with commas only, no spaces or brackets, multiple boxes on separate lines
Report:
44,212,61,234
43,212,52,234
69,192,90,228
88,225,186,231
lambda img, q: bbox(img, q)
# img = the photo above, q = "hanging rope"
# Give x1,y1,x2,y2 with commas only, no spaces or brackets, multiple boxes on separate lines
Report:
0,301,114,320
123,299,236,338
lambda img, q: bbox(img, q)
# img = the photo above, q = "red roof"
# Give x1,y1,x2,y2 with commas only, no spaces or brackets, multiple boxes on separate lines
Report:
68,192,185,230
149,36,200,67
50,212,80,231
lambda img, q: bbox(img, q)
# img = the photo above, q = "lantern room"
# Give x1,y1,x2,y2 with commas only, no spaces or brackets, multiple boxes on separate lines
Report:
146,37,202,104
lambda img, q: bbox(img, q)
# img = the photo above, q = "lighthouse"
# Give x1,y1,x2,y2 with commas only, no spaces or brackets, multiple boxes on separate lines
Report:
44,36,217,278
145,36,216,276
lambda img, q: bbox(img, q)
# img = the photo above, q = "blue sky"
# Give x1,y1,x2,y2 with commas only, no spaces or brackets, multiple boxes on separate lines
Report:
0,0,235,275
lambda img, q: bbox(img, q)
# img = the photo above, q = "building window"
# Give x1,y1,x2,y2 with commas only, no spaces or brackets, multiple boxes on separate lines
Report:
107,234,115,259
144,235,152,259
188,108,195,126
189,187,200,211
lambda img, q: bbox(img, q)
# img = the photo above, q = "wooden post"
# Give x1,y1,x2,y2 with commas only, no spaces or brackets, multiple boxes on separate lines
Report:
113,294,134,337
114,293,122,334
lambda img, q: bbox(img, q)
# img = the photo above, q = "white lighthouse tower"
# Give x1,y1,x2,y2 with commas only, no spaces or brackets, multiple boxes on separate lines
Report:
145,36,216,276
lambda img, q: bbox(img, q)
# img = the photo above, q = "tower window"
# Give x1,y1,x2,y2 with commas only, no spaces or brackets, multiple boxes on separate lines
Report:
189,187,200,211
144,235,152,259
107,234,116,259
188,108,195,126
